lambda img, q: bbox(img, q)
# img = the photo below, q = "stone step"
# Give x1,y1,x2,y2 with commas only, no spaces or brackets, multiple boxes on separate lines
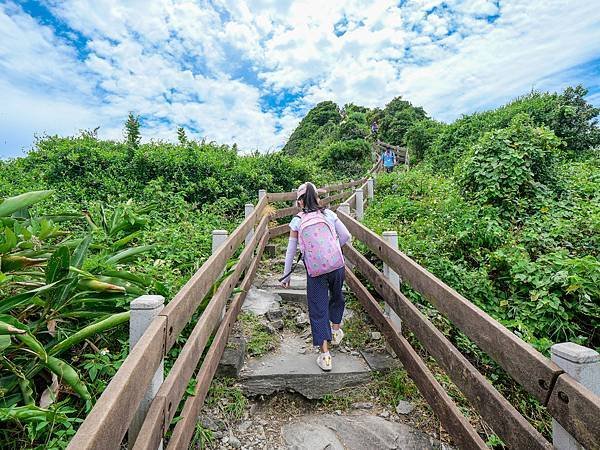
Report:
238,335,399,400
282,414,450,450
239,335,370,399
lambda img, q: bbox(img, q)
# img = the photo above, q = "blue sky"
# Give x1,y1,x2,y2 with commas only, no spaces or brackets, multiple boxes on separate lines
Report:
1,0,599,158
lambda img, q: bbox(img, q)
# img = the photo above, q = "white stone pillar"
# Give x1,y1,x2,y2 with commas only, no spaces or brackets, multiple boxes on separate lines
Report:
258,189,267,202
367,178,374,200
382,231,402,333
551,343,600,450
129,295,165,450
355,189,364,220
338,202,350,215
244,203,254,247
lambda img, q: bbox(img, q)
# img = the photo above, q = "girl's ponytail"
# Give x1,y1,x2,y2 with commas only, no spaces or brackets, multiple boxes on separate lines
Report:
299,182,323,213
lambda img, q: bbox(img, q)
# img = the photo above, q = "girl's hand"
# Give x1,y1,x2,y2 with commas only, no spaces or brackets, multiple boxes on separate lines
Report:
281,280,290,288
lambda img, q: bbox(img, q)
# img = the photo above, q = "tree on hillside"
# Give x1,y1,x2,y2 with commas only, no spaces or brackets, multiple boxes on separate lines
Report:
124,113,141,149
379,97,427,145
283,101,341,155
177,126,187,145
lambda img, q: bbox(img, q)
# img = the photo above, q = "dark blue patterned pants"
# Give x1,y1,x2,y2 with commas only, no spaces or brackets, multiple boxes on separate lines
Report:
306,267,345,346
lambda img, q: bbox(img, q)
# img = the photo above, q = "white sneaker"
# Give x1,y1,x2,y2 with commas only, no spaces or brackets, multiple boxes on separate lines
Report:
331,328,344,346
317,352,332,371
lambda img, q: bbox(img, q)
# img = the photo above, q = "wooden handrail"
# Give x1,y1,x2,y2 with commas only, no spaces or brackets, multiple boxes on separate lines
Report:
344,245,552,449
167,232,269,449
338,210,600,449
345,268,487,450
132,217,270,449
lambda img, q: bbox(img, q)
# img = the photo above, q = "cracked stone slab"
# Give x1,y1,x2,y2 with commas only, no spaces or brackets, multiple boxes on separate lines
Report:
239,335,371,399
282,414,448,449
360,350,402,373
241,287,281,315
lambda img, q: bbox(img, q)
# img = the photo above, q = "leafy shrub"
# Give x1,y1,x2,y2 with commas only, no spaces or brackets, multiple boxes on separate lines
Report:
321,139,371,177
425,85,599,172
338,111,369,141
379,96,427,145
458,114,562,218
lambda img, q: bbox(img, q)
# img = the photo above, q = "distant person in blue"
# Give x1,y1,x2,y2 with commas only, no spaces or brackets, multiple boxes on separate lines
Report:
382,147,396,173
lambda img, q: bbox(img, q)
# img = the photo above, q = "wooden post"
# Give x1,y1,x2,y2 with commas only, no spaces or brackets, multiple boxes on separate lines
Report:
355,188,364,220
129,295,165,450
258,189,267,202
244,203,254,247
212,230,228,319
338,202,350,215
382,231,402,333
551,343,600,450
367,178,374,200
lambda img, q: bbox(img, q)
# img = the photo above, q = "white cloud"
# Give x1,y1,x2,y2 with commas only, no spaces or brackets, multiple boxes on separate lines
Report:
0,0,599,158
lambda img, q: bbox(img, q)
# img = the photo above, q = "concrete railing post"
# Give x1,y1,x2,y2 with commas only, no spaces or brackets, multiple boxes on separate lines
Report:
244,203,254,246
129,295,165,450
367,178,374,200
338,202,350,216
551,343,600,450
212,230,229,319
382,231,402,334
354,189,364,220
258,189,267,202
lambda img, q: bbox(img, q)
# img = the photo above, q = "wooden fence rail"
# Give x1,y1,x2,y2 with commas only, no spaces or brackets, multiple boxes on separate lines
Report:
68,167,377,450
67,154,599,450
337,210,600,450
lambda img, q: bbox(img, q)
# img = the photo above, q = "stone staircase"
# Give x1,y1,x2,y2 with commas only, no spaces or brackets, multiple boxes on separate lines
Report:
213,268,450,449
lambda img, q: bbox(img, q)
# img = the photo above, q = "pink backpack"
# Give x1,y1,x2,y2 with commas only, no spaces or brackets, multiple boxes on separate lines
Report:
297,211,345,277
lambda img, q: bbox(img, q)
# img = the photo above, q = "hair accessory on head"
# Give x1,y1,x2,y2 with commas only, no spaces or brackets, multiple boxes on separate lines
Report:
296,182,325,199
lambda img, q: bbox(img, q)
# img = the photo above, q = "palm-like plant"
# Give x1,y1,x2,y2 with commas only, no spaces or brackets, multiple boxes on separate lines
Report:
0,191,155,425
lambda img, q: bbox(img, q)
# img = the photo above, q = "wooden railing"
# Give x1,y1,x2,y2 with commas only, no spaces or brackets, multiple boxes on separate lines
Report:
337,212,600,450
67,153,599,450
67,168,377,450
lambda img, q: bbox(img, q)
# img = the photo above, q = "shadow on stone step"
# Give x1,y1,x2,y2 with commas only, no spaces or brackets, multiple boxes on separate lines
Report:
217,336,246,378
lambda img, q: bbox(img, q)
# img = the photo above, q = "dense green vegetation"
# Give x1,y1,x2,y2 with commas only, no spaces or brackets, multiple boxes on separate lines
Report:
365,85,599,438
0,99,379,447
1,84,597,447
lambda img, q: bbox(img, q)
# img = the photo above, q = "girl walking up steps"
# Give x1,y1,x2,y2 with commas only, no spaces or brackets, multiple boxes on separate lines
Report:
280,182,351,371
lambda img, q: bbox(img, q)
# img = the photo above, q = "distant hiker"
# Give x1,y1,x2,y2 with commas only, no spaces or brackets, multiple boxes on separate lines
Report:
383,146,396,173
280,182,351,371
371,120,379,137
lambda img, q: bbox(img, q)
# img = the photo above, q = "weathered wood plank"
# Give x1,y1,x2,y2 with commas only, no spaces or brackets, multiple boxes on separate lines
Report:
546,373,600,450
130,397,165,450
132,219,269,450
320,191,348,205
167,233,269,450
271,205,300,220
267,191,296,202
345,269,487,450
161,196,267,350
269,223,289,238
344,246,552,450
67,317,167,450
337,211,562,404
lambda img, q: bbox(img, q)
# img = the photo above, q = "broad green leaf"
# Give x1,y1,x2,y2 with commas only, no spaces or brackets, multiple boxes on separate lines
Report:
0,191,53,218
105,245,154,265
0,227,17,253
0,335,11,352
46,246,70,284
50,311,130,356
44,356,90,400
